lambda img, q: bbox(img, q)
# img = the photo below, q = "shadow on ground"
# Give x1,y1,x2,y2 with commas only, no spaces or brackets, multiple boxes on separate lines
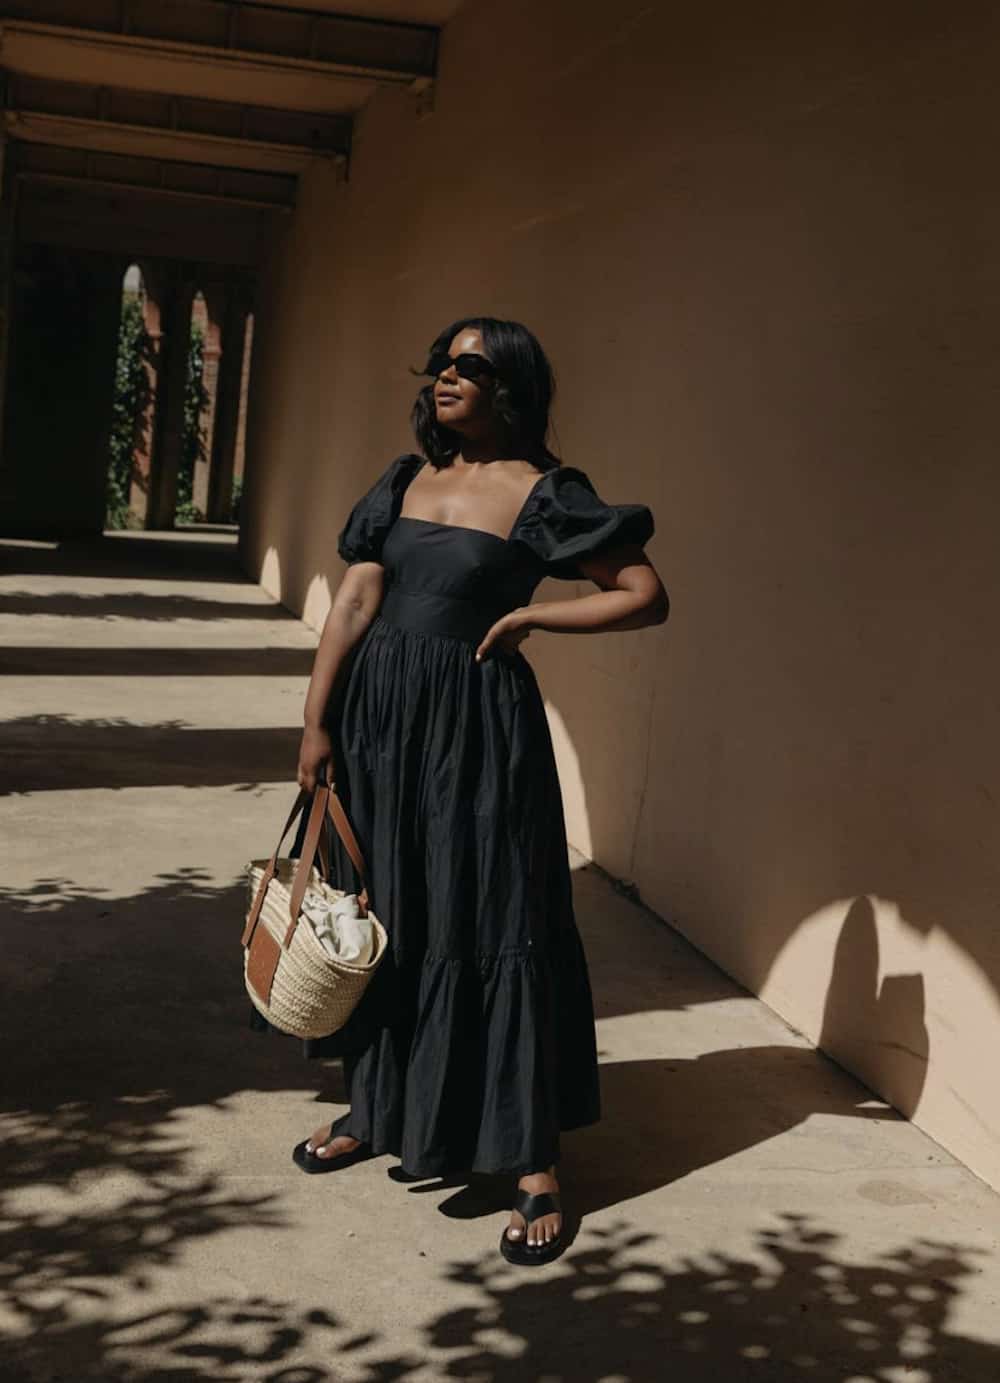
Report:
0,716,301,794
1,647,315,677
3,873,999,1380
3,534,998,1380
1,871,890,1200
0,532,245,584
0,591,298,621
3,1199,997,1381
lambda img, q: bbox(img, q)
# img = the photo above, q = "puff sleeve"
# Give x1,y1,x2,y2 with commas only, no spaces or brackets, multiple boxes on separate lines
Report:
512,465,655,580
336,453,420,565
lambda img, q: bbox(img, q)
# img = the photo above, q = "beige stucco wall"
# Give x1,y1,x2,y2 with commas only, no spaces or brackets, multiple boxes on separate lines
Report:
241,1,1000,1189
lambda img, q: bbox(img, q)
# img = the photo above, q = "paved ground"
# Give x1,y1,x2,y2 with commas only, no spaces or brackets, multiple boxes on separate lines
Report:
2,528,999,1383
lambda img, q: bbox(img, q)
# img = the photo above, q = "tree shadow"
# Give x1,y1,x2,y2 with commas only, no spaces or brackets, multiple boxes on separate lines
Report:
424,1214,999,1383
0,872,324,1185
2,872,996,1380
3,1214,997,1381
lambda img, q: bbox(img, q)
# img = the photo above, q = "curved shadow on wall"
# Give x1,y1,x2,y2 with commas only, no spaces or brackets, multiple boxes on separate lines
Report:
819,897,930,1120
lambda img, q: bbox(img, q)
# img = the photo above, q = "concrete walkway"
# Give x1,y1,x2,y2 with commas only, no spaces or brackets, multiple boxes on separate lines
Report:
1,529,998,1383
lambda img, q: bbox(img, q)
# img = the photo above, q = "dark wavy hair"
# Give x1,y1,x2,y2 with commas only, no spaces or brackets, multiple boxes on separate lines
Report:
409,316,561,470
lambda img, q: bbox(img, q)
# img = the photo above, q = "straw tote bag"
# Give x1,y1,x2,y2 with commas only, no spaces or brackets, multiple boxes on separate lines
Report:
241,772,388,1039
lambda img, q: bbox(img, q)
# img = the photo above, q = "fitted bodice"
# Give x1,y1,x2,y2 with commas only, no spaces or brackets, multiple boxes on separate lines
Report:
378,517,546,646
384,517,544,606
336,451,656,646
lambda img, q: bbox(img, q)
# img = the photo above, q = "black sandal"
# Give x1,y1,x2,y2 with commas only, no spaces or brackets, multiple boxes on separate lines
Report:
292,1129,373,1175
499,1186,564,1265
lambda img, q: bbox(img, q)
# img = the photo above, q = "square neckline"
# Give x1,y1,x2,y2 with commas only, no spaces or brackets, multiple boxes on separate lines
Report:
395,459,551,546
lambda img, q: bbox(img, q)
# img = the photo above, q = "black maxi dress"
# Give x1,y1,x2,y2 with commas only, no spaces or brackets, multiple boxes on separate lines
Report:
254,452,655,1179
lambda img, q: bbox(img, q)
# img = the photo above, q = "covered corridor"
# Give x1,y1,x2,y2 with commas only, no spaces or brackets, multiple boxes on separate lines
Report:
2,529,999,1378
0,0,443,536
4,0,1000,1376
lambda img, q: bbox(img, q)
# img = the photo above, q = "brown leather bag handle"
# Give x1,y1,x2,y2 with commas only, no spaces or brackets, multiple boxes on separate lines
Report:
243,765,372,956
314,759,371,906
241,789,309,948
285,784,332,942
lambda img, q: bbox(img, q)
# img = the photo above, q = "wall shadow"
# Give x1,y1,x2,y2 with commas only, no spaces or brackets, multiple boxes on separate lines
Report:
820,897,930,1120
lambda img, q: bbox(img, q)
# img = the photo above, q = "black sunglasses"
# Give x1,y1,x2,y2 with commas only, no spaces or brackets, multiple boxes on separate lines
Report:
422,350,498,382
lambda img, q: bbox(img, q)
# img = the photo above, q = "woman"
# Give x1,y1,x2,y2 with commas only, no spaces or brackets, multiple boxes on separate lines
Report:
280,316,667,1265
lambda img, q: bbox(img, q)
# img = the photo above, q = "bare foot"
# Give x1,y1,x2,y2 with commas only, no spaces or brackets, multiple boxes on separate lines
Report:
305,1124,362,1160
506,1164,561,1247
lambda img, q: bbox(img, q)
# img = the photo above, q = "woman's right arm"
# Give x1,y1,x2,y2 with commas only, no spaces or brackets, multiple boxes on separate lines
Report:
297,561,385,791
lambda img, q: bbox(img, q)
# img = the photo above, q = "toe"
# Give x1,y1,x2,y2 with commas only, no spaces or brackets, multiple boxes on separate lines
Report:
318,1136,354,1158
537,1214,561,1246
306,1124,332,1153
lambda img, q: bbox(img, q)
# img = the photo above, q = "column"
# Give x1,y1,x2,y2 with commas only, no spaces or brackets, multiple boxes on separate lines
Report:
0,133,16,472
206,283,252,524
128,263,162,526
191,287,223,518
137,266,196,531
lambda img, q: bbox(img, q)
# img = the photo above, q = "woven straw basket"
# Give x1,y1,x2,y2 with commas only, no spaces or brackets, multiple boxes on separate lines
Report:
241,776,387,1040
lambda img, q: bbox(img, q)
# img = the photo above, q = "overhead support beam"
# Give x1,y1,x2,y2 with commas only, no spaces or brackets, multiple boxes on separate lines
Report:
0,7,438,113
6,110,340,176
3,1,437,76
3,74,352,175
1,23,372,113
12,140,297,208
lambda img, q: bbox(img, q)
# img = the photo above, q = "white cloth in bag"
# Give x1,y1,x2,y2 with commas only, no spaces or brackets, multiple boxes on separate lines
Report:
300,892,376,965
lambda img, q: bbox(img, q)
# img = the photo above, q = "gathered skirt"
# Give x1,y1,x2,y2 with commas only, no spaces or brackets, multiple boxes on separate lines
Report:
252,610,601,1178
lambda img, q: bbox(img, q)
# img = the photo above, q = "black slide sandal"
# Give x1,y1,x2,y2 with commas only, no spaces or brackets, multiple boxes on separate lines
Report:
292,1130,373,1175
499,1187,565,1266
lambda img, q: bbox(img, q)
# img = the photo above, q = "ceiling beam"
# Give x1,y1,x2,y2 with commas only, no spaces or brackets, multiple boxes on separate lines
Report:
11,140,298,209
4,1,438,76
3,73,352,156
5,110,344,177
1,23,372,113
1,71,350,176
0,10,437,114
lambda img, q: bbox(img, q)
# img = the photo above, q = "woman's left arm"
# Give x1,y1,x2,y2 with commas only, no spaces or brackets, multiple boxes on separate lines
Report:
475,545,669,662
